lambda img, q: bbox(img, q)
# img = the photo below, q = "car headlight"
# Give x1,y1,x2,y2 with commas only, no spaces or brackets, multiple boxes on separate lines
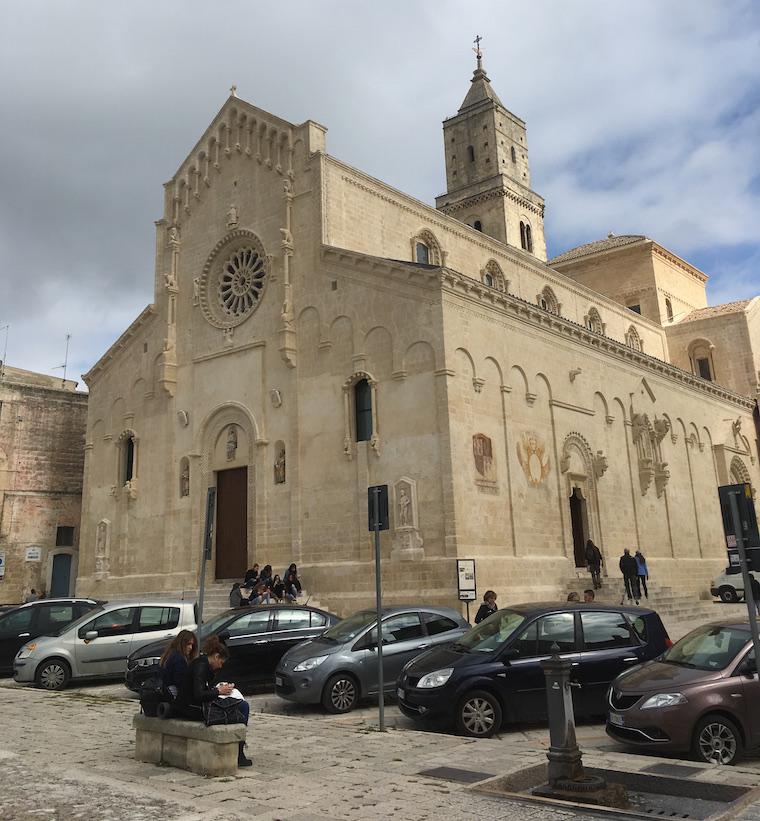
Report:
136,657,160,668
16,643,37,659
640,692,687,709
293,655,328,672
417,668,454,688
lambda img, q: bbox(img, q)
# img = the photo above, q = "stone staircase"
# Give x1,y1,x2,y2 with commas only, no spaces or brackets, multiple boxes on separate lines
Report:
564,572,749,641
197,579,326,622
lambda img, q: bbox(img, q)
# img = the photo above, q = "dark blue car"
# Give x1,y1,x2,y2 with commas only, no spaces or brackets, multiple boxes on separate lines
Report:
397,602,670,737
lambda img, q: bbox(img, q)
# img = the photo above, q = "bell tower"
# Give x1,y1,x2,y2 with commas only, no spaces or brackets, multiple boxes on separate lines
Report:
435,39,546,260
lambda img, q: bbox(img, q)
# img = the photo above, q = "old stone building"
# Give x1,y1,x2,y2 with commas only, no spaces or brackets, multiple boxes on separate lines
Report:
0,364,88,603
76,59,759,613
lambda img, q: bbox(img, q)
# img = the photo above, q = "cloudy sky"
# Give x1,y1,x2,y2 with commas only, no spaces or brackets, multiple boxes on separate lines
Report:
1,1,758,386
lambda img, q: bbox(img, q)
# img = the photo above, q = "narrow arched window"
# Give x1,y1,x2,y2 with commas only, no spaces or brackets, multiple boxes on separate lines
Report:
484,273,494,287
354,379,373,442
415,242,430,264
467,145,475,162
665,298,673,321
520,221,527,250
511,146,516,163
473,220,482,232
123,436,135,484
525,224,533,253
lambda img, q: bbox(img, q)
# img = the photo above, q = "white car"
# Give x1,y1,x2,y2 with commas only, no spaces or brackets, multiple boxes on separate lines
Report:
710,567,760,603
13,599,196,690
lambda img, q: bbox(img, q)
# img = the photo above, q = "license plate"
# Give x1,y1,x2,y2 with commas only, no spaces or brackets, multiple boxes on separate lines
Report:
396,687,404,699
609,712,624,727
275,676,283,687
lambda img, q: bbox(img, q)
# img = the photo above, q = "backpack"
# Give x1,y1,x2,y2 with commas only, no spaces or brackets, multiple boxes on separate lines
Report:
139,674,171,718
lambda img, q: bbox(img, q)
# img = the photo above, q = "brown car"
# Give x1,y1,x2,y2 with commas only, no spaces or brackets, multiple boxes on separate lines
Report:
606,620,759,765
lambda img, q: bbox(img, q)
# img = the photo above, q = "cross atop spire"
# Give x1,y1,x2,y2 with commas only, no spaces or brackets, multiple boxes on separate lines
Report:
472,35,483,70
229,84,238,98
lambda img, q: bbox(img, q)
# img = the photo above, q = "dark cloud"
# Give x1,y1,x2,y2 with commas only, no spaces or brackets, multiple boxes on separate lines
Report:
1,0,758,381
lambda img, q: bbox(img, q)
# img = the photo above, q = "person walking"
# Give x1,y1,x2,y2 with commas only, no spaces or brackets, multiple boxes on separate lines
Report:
619,549,640,605
634,551,649,599
474,590,498,623
585,540,603,589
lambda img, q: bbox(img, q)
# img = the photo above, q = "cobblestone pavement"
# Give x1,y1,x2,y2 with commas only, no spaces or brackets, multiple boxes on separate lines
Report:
2,680,760,820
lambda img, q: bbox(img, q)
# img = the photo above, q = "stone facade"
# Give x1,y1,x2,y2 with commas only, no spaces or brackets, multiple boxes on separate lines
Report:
0,365,87,603
76,66,759,614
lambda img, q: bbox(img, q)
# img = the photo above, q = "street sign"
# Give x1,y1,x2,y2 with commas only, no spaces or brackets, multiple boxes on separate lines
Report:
0,551,5,579
367,485,389,531
25,546,42,562
719,483,760,570
457,559,477,601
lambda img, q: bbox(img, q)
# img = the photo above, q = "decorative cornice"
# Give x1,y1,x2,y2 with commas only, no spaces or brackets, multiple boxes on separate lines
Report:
192,339,266,364
438,187,544,218
83,305,157,385
438,267,754,410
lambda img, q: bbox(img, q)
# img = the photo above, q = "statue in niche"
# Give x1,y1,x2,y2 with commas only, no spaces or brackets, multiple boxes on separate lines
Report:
180,463,190,497
226,426,238,461
398,488,411,527
164,269,176,289
168,226,180,247
274,447,286,484
95,520,110,577
226,204,238,229
192,277,200,306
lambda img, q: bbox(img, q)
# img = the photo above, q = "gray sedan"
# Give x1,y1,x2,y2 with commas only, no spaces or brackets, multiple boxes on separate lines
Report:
274,605,469,713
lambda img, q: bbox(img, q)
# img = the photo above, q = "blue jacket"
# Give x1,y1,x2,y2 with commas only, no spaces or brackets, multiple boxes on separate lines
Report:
635,555,648,577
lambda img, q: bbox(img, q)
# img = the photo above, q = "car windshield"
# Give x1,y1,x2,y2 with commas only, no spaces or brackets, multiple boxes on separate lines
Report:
663,624,750,670
199,612,236,639
454,610,526,654
320,610,377,643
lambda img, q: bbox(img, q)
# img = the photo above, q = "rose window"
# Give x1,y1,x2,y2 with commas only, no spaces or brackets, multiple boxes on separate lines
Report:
218,248,265,317
199,231,269,329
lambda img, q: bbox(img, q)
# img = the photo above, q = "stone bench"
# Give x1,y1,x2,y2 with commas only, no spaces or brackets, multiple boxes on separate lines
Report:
133,714,246,777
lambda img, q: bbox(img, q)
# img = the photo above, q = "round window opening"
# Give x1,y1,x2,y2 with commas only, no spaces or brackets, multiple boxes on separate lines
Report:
218,247,266,318
199,231,269,329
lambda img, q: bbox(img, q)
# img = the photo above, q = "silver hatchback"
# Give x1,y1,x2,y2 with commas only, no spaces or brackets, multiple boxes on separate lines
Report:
274,605,469,713
13,599,197,690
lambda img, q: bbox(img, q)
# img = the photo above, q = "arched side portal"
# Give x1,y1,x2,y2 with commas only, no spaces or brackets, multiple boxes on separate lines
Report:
560,432,603,569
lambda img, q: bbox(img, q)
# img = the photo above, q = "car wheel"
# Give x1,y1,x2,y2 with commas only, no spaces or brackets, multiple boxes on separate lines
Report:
35,658,71,691
322,673,359,714
718,586,739,603
693,714,742,765
456,689,502,738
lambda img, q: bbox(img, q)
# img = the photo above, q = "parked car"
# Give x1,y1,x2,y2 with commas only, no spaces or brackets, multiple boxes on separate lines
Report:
126,604,340,693
606,620,760,764
397,602,671,738
0,598,101,675
275,605,470,713
710,566,760,603
13,599,197,690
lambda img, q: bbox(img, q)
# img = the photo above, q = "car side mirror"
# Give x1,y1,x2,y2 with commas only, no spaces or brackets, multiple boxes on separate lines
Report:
85,630,98,641
501,647,520,664
740,659,757,676
217,630,230,643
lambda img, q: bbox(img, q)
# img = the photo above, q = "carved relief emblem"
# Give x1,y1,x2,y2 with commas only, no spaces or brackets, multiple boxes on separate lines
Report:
226,425,238,461
517,432,551,486
472,434,495,482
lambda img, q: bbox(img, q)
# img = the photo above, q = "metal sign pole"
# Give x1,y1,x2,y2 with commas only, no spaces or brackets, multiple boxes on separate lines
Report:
729,490,760,666
197,487,216,630
372,486,385,732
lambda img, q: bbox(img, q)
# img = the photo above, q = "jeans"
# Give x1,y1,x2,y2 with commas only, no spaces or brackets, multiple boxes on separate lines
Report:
589,565,601,588
638,575,648,598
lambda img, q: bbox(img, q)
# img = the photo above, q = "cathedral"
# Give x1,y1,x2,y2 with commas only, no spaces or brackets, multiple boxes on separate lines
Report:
75,57,760,613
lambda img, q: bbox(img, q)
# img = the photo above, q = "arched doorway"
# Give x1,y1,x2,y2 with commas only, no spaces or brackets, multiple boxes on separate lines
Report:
569,487,590,567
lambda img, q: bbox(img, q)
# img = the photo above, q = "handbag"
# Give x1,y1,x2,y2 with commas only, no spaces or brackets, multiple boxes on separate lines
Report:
203,696,246,726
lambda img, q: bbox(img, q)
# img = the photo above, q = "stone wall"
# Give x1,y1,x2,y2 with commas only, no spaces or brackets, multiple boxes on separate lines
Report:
0,369,87,603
